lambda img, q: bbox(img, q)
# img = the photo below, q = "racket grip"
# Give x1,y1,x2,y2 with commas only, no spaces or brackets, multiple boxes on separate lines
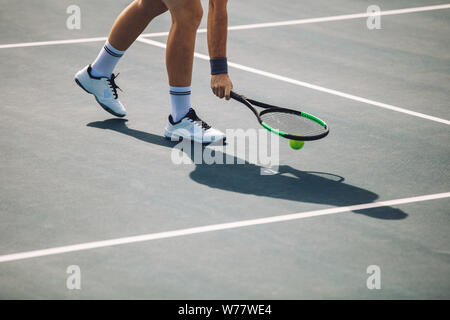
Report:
230,91,246,102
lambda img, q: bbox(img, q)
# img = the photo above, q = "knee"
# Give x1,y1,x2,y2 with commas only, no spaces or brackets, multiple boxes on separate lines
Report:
137,0,168,17
172,2,203,30
209,0,228,10
192,5,204,28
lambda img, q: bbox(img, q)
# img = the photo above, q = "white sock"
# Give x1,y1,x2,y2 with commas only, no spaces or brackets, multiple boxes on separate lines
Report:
91,40,125,78
170,86,192,122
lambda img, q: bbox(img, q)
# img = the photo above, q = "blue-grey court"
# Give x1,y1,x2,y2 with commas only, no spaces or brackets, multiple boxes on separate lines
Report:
0,0,449,299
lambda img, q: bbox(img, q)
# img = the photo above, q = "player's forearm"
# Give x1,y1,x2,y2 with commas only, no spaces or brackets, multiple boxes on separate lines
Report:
207,0,228,59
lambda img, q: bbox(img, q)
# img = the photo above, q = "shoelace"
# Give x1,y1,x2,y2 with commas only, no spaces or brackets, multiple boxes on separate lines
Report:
107,73,122,99
185,109,211,130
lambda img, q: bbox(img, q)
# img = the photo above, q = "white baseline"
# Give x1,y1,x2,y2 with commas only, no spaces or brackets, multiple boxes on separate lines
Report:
195,4,450,33
0,192,449,263
1,4,449,49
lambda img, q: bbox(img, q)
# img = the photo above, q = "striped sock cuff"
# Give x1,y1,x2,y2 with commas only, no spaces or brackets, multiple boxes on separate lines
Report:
103,41,125,58
170,90,191,96
169,86,191,96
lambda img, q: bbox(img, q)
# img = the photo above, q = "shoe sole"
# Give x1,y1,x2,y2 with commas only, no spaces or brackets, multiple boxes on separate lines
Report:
74,78,126,118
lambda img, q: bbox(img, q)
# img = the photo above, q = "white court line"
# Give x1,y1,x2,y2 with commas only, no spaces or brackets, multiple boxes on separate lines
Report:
0,32,168,49
0,36,108,49
0,192,449,263
1,4,450,49
195,4,450,33
137,37,450,125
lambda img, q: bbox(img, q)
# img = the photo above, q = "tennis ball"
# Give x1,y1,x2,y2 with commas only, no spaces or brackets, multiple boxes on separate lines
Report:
289,139,304,150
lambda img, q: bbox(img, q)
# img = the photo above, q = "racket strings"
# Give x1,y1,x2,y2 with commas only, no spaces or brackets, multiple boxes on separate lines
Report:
260,111,326,137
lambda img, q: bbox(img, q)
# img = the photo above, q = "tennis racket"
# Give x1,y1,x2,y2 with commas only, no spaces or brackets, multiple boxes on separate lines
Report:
230,91,329,141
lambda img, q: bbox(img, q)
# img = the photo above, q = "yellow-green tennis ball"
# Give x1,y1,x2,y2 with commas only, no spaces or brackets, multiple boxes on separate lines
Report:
289,139,304,150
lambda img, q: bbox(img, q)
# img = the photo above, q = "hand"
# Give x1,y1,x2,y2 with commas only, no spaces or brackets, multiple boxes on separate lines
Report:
211,74,233,100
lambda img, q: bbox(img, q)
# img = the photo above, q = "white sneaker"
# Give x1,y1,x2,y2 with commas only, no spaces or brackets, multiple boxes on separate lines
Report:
74,65,126,117
164,108,226,144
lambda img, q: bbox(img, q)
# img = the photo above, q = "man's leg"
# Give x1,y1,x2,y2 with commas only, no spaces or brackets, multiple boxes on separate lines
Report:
163,0,202,86
162,0,225,143
91,0,168,77
108,0,168,51
75,0,167,117
163,0,202,122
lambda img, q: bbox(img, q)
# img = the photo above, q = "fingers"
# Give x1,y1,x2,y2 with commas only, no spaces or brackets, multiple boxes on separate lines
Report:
218,87,225,99
211,85,225,98
210,75,233,99
225,84,232,100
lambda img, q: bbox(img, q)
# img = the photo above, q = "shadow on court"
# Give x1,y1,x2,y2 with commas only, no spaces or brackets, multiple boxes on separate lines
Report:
87,119,407,220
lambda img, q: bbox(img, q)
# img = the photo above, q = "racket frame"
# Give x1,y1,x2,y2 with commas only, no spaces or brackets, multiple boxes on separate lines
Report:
230,91,329,141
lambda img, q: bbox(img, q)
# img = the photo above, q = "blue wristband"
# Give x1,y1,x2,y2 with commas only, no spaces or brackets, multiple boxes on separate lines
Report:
210,57,228,75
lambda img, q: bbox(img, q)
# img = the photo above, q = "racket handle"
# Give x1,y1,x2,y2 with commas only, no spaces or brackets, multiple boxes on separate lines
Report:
230,91,246,102
230,91,270,109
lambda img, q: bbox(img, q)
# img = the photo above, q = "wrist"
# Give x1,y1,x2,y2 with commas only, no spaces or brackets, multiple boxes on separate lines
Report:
210,57,228,75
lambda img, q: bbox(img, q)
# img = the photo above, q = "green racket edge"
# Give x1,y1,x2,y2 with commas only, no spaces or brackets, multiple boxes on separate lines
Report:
260,112,328,140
